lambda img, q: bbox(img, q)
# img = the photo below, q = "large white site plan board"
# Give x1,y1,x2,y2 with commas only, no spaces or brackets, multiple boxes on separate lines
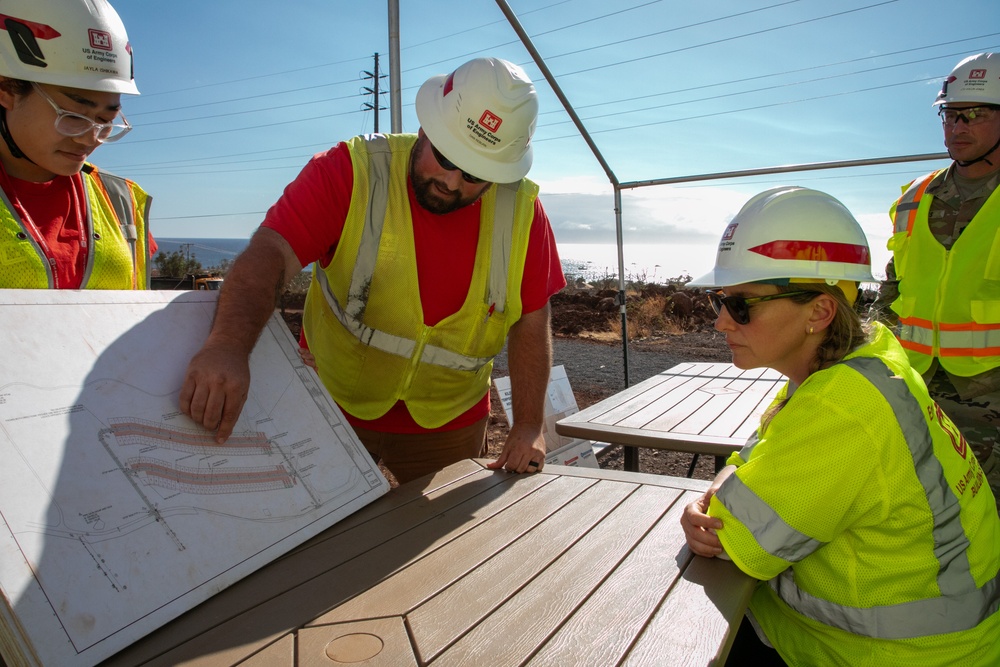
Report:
0,290,389,667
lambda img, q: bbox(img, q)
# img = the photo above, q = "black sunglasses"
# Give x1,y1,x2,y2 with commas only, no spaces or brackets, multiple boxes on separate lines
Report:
429,143,488,184
707,290,816,325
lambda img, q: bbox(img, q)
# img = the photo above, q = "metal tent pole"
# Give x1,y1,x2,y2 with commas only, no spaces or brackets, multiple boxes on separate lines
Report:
494,0,638,471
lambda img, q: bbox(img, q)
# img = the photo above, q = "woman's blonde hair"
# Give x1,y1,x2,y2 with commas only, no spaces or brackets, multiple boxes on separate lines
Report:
759,281,871,429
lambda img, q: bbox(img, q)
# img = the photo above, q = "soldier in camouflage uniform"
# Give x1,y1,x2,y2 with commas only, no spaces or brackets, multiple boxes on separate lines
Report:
875,53,1000,512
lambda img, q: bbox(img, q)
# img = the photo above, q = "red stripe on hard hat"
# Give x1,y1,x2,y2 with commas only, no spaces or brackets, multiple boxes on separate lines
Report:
0,15,61,40
748,240,870,264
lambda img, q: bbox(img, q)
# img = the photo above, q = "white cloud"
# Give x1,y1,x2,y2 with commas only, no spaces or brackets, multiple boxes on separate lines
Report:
536,176,753,245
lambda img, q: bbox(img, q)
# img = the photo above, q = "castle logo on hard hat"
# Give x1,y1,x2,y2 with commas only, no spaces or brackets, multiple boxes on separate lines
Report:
969,69,987,80
718,223,739,253
1,15,61,68
479,110,502,133
89,29,112,51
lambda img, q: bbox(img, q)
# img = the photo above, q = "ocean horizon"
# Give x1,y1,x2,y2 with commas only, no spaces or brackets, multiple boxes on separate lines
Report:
153,238,722,284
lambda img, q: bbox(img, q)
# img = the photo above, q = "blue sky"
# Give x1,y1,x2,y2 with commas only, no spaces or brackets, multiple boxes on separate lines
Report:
96,0,999,276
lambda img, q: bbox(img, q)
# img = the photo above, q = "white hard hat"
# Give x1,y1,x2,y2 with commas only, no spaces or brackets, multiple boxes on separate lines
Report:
933,52,999,107
0,0,138,94
415,57,537,183
688,187,875,288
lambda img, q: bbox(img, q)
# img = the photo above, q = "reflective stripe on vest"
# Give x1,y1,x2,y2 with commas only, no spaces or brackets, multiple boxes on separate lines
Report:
94,169,142,289
313,268,494,372
311,134,518,373
716,356,1000,639
898,317,1000,357
892,172,938,235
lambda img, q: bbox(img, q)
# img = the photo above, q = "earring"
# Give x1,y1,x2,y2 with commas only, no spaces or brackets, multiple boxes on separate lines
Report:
808,326,814,334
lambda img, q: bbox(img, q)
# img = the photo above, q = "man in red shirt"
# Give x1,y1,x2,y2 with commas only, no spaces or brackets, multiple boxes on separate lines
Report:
0,0,154,290
181,57,565,484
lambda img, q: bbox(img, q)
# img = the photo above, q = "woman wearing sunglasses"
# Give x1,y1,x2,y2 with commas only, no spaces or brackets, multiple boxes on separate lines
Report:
680,187,1000,666
0,0,153,290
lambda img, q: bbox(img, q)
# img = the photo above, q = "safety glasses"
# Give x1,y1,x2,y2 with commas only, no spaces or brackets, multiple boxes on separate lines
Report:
429,143,488,184
937,105,999,127
31,82,131,143
707,290,816,325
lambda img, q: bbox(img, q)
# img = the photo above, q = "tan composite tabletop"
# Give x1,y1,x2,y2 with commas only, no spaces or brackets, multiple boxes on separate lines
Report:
99,459,755,666
556,362,786,466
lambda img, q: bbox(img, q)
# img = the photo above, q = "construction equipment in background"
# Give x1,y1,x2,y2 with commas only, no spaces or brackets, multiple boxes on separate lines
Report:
150,273,224,291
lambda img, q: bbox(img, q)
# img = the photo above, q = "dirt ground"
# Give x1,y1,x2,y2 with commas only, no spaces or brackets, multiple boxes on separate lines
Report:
279,284,732,484
488,287,731,481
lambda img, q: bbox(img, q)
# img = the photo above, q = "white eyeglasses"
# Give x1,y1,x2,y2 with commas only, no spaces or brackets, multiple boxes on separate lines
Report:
31,82,131,143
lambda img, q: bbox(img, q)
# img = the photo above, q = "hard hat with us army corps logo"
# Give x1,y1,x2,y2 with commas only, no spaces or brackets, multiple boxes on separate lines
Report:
934,52,1000,107
415,57,537,184
688,187,875,288
0,0,138,94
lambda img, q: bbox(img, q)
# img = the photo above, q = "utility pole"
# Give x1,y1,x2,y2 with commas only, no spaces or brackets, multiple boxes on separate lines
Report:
388,0,401,132
362,53,387,133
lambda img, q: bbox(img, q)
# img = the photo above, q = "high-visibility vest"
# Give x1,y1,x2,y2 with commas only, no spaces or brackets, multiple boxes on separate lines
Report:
0,165,151,289
303,133,538,428
888,168,1000,375
710,323,1000,665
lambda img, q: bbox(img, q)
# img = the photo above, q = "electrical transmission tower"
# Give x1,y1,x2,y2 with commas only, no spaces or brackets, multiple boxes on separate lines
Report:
362,53,388,133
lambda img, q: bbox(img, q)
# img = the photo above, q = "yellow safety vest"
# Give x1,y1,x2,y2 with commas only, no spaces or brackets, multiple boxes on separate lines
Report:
303,133,538,428
0,165,151,289
888,168,1000,375
710,323,1000,665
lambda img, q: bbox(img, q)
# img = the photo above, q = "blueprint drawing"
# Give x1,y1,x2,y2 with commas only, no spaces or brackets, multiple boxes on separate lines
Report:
0,289,388,667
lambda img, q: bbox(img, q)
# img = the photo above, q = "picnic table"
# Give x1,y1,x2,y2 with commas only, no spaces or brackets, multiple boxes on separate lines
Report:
556,362,786,473
98,459,755,666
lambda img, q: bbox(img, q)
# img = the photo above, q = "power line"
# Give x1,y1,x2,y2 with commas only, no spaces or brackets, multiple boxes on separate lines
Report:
130,79,361,118
121,109,362,144
536,77,935,143
126,0,775,120
538,33,999,116
553,1,900,78
542,0,802,61
119,1,904,144
136,92,363,126
104,3,988,175
542,46,998,128
134,0,576,100
110,42,973,169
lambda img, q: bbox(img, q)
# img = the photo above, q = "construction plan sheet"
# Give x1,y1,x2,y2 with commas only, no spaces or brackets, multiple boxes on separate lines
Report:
0,289,388,667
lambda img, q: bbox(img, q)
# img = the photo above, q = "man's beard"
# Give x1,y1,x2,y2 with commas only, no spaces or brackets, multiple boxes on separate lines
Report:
410,138,483,215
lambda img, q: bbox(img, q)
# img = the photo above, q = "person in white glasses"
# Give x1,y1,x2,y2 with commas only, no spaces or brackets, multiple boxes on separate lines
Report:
0,0,153,290
875,52,1000,513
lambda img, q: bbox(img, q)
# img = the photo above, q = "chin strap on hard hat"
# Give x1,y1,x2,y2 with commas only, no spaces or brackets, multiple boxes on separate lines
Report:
0,107,30,162
952,134,1000,168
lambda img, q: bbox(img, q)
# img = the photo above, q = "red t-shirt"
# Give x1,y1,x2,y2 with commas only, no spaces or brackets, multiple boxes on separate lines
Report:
262,141,565,432
0,167,156,289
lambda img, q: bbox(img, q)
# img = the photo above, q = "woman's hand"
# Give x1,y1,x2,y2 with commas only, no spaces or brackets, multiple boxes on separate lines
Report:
681,489,725,557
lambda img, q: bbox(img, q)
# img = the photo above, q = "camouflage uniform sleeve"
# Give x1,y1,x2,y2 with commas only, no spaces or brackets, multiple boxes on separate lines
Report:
872,257,899,326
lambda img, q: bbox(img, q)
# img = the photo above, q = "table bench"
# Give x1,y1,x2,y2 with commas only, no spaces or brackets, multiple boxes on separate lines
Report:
556,362,786,473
